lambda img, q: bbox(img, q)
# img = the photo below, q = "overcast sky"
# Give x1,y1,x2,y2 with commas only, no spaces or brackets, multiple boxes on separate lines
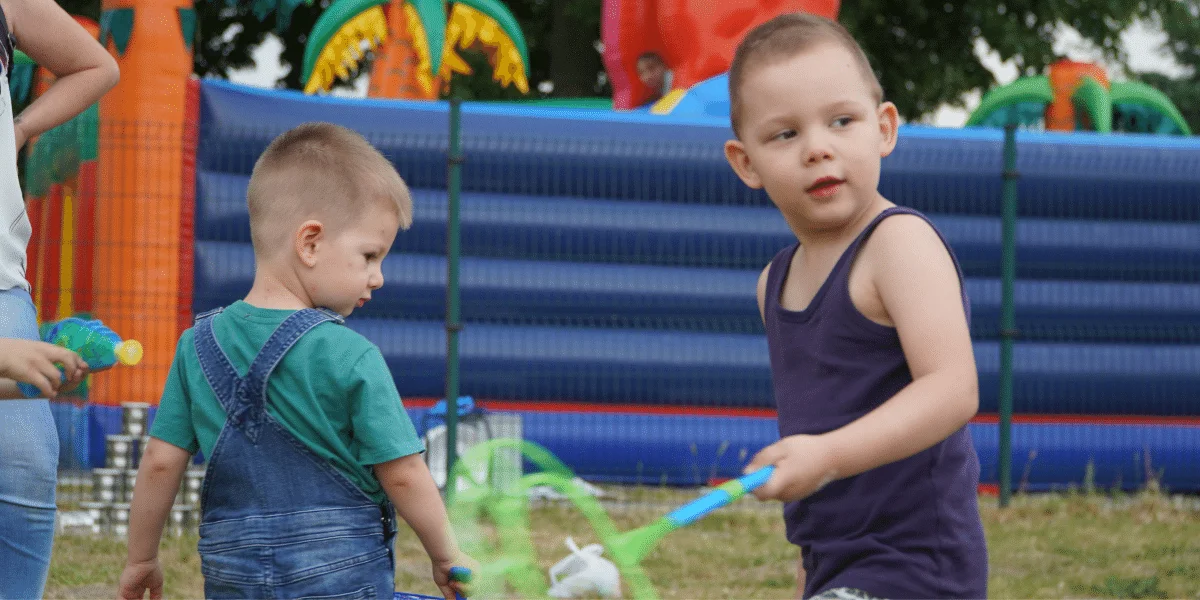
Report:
228,19,1189,128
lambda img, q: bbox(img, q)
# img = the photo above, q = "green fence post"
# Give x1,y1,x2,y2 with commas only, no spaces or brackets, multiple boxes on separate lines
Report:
998,120,1019,507
445,96,464,501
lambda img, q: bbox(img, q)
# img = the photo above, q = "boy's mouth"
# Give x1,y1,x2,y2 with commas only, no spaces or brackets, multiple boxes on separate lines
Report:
806,175,844,199
357,298,369,308
806,177,844,193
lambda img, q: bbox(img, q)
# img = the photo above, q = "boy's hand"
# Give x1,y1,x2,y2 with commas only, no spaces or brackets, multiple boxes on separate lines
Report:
433,555,476,600
117,559,163,600
0,338,87,398
745,434,838,502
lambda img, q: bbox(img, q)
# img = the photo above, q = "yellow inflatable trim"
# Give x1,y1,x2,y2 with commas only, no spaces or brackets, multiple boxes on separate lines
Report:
440,3,530,94
304,5,389,94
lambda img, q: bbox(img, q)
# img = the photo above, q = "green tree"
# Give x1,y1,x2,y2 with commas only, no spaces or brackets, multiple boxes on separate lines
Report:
56,0,99,20
192,0,343,91
841,0,1200,123
191,2,273,82
1134,3,1200,133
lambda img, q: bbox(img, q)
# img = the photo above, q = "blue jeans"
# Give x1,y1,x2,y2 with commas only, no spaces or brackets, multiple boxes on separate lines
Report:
0,288,58,599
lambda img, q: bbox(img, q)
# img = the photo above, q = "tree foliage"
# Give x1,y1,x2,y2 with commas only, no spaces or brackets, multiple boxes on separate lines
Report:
842,0,1200,122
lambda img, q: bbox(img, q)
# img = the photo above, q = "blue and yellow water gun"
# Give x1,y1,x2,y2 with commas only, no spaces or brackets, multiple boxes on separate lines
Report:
18,317,143,399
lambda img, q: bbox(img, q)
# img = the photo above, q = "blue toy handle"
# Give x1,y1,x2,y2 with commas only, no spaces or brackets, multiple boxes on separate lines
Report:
392,567,471,600
17,371,67,399
738,464,775,491
665,465,775,528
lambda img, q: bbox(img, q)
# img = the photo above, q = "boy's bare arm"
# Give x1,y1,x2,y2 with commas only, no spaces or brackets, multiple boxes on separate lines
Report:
126,439,191,563
376,454,467,599
822,215,978,477
119,438,191,599
749,216,978,500
756,263,771,324
375,454,458,562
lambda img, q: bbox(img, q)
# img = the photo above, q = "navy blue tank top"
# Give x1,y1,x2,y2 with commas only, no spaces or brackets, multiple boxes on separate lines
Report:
764,207,988,599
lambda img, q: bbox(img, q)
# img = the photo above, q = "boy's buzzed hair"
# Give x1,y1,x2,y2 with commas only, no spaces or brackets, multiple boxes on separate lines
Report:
247,122,413,254
728,13,883,138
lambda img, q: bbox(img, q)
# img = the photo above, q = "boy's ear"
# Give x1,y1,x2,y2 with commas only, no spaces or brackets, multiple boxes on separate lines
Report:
878,101,900,158
295,220,324,267
724,139,764,189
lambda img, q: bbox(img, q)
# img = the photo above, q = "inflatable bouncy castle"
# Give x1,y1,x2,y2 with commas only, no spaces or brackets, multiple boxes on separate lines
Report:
301,0,530,98
14,3,1200,493
967,59,1191,136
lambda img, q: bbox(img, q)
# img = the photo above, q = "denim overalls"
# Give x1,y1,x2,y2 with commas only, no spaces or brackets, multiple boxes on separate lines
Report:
193,307,398,598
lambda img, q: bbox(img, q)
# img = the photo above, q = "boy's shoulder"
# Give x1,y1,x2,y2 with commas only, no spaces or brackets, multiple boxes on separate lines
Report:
296,319,380,360
174,309,380,366
860,208,951,263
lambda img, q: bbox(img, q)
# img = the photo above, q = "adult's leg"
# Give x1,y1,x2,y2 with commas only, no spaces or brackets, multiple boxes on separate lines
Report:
0,288,60,599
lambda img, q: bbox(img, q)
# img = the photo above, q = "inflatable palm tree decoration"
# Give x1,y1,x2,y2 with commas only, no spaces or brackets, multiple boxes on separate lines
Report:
967,59,1190,135
300,0,530,99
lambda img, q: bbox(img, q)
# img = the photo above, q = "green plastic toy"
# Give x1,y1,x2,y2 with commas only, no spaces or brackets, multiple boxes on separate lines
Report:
447,439,773,599
18,317,143,399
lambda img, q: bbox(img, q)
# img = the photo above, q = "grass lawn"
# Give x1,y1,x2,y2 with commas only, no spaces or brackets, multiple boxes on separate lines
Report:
48,489,1200,599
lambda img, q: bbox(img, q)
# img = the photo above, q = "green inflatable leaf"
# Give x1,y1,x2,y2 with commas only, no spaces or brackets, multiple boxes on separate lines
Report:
100,8,134,57
965,76,1054,128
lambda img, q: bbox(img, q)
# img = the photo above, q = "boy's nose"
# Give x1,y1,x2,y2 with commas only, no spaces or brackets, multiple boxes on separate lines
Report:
369,270,384,289
801,130,840,164
803,135,834,164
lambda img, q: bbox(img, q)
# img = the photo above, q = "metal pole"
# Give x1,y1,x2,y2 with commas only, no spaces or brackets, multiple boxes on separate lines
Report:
445,96,464,499
998,120,1019,507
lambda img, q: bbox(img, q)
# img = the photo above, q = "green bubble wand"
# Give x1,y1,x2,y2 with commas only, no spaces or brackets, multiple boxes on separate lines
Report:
447,439,773,599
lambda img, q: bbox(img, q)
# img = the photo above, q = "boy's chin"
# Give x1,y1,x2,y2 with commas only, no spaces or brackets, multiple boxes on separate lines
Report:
790,200,866,231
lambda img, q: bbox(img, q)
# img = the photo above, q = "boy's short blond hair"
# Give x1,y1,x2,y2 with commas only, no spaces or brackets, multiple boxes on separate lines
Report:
246,122,413,255
728,13,883,138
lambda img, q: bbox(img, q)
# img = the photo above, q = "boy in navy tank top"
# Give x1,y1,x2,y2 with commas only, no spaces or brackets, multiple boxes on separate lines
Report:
723,13,989,599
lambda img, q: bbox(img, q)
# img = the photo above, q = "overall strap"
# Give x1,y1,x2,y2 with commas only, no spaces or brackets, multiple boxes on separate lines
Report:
193,307,343,442
193,308,239,416
241,308,344,418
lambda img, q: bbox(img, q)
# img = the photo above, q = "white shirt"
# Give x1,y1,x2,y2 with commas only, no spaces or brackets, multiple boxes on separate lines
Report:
0,42,32,293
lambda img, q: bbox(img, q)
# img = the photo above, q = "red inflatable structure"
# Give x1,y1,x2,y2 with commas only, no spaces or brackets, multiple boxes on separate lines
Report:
601,0,840,110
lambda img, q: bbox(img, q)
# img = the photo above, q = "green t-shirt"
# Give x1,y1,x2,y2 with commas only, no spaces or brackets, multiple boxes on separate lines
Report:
150,301,424,504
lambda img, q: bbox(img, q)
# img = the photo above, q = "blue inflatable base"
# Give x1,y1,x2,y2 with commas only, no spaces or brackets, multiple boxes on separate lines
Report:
75,404,1200,492
198,176,1200,284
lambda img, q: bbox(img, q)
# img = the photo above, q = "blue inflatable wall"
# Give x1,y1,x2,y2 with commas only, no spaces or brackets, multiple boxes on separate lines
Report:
189,79,1200,490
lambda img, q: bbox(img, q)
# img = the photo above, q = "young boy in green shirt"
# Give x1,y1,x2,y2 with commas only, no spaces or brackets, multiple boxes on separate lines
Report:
118,122,466,599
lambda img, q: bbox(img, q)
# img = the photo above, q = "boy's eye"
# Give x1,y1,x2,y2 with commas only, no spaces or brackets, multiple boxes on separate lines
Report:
364,253,378,261
832,116,853,128
772,129,797,141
